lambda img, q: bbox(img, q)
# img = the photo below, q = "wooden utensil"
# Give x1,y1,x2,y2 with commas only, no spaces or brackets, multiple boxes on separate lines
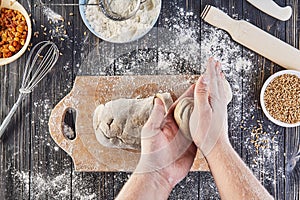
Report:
247,0,292,21
49,75,209,172
201,5,300,71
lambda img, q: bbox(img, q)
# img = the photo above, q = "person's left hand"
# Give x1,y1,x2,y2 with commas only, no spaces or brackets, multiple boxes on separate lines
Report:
135,86,197,189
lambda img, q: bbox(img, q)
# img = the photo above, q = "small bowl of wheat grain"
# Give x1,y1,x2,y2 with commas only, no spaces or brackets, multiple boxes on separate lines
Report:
260,70,300,127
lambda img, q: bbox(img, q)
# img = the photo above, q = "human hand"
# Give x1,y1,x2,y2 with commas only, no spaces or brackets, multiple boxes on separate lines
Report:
189,58,230,156
135,86,197,189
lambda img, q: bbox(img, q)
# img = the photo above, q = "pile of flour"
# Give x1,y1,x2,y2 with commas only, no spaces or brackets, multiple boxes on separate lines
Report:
108,0,139,17
85,0,161,43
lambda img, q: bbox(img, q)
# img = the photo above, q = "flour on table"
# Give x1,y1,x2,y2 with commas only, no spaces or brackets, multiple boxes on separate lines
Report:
12,170,97,200
79,3,284,196
85,0,161,43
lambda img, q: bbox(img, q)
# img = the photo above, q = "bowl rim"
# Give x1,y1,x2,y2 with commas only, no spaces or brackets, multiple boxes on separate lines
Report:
0,0,32,66
260,69,300,128
78,0,162,44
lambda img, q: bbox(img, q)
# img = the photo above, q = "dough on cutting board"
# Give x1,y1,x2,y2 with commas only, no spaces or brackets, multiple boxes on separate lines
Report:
93,93,173,150
174,79,233,140
93,79,232,150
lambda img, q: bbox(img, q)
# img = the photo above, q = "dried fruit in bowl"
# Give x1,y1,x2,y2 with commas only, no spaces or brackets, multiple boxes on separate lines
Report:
0,8,28,58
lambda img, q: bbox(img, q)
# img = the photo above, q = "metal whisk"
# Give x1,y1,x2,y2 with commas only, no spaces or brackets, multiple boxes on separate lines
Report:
0,41,59,139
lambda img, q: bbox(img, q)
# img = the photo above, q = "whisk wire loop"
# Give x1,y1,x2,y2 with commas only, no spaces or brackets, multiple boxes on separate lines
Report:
0,41,59,139
21,41,59,93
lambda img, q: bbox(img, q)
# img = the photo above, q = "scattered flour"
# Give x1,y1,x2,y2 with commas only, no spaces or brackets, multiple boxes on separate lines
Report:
33,99,52,125
41,4,65,23
1,3,288,199
12,170,97,199
80,5,284,197
84,0,161,43
19,3,285,198
63,122,76,140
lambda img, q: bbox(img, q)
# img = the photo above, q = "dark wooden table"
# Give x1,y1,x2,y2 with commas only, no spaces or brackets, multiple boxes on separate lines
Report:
0,0,299,199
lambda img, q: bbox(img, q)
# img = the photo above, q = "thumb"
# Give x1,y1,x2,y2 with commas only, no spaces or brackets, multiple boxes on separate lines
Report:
144,98,166,130
194,75,210,108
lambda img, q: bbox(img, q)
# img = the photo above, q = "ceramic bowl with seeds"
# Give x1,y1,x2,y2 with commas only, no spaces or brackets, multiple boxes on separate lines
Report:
0,0,32,66
260,70,300,127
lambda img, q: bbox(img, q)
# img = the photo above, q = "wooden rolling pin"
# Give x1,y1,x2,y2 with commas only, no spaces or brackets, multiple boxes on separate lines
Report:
201,5,300,71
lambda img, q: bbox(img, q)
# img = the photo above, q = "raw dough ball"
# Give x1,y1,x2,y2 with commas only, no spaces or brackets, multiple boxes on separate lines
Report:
174,79,232,140
174,97,194,140
93,93,173,150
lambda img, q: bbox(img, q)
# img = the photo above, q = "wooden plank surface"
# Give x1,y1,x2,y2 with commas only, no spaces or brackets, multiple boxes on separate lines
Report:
0,0,299,199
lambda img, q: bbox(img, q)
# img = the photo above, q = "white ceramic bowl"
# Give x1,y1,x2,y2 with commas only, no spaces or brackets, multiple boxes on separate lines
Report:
260,70,300,128
0,0,32,66
79,0,161,43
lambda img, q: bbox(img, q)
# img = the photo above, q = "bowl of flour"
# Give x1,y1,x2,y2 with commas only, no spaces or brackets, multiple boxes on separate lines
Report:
79,0,162,43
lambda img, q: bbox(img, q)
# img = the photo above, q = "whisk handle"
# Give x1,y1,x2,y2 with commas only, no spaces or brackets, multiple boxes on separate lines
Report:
0,94,25,139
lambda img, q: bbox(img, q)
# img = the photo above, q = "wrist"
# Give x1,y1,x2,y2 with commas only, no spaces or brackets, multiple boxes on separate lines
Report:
195,132,230,156
132,171,173,196
205,138,233,162
116,169,173,200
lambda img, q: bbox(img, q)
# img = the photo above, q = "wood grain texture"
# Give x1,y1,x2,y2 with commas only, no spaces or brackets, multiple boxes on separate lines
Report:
0,0,299,199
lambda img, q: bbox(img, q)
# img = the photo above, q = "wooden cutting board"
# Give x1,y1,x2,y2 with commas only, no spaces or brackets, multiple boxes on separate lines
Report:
48,75,209,172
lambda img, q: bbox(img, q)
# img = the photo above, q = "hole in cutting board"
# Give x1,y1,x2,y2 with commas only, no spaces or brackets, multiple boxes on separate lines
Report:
62,108,77,140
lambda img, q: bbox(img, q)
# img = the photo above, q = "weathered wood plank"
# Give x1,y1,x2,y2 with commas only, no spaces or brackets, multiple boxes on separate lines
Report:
242,0,287,197
0,0,298,199
285,1,300,200
0,1,33,199
27,1,75,199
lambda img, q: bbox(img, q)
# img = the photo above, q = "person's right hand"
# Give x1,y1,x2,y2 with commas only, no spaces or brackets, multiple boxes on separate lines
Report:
189,58,229,156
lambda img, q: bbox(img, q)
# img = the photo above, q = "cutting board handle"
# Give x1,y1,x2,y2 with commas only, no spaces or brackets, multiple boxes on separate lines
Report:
49,94,78,154
49,91,107,171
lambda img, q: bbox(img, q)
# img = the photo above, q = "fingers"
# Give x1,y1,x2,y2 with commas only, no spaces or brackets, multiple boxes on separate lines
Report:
209,58,229,104
206,57,220,100
167,84,195,115
150,98,166,124
194,75,210,109
178,84,195,100
142,98,166,139
206,57,218,80
144,98,166,130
